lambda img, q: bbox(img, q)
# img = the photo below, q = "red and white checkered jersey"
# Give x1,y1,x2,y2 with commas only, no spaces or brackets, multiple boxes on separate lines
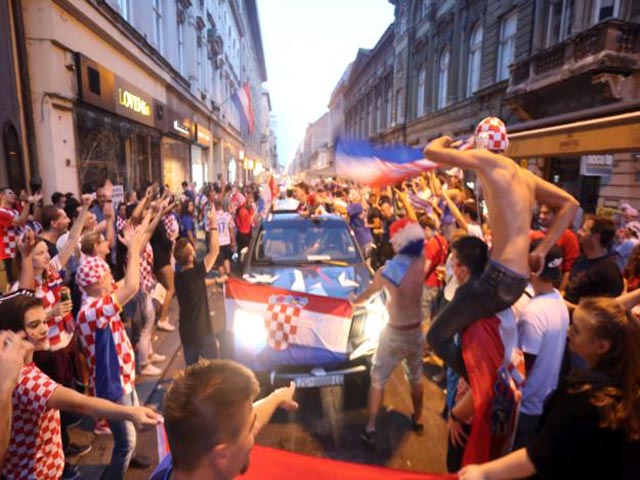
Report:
2,363,63,480
140,242,156,293
0,207,23,260
36,256,75,350
116,215,126,234
162,213,179,242
76,293,136,397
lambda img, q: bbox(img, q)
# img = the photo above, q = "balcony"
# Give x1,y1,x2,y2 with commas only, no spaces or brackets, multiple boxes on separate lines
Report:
508,19,640,95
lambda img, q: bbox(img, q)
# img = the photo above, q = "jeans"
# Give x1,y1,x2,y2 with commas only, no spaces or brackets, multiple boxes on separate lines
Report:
104,390,138,480
183,334,219,366
427,260,527,380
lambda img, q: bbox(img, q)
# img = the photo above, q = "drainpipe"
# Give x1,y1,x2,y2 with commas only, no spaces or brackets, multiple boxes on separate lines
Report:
10,0,41,190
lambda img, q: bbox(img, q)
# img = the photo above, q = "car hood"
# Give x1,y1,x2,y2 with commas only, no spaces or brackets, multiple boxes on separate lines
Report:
243,264,370,299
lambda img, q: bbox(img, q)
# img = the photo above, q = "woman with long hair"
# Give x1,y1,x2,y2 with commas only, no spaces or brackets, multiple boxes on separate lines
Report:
459,295,640,480
0,292,161,480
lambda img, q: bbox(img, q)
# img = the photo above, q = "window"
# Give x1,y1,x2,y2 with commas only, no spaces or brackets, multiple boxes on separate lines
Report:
152,0,163,53
177,19,185,74
117,0,130,21
386,88,392,127
395,89,403,125
437,47,450,109
376,95,382,131
594,0,620,22
416,65,426,117
421,0,429,19
467,24,483,96
497,12,517,81
546,0,574,46
197,37,204,85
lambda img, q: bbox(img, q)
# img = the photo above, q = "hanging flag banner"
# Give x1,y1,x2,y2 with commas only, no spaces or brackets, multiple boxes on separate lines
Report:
232,82,255,134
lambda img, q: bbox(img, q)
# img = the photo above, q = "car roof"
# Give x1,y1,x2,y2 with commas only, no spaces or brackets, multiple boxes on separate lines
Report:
264,212,346,223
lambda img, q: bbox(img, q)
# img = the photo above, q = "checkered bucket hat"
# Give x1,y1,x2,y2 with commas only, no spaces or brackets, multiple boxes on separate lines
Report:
475,117,509,152
76,256,110,289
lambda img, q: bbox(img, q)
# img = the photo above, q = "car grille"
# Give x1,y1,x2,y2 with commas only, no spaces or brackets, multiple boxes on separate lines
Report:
348,311,367,350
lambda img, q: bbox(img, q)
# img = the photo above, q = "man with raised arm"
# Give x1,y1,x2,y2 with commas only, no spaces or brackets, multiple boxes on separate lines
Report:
424,117,579,379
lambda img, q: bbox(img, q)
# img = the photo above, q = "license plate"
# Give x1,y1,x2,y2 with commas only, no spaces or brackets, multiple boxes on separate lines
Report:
294,374,344,388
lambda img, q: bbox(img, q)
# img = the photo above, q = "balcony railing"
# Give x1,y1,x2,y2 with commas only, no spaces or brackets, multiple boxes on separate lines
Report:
509,19,640,92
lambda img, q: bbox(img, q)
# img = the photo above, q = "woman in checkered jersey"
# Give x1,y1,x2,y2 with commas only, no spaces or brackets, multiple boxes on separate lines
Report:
0,292,162,480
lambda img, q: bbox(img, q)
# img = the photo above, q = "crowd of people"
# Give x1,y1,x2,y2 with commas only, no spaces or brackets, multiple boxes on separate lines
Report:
0,116,639,480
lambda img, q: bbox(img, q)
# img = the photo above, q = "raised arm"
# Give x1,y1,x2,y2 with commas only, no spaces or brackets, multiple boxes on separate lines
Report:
443,189,468,231
424,136,496,171
530,176,579,274
57,194,92,269
17,230,36,290
115,212,151,306
394,188,417,221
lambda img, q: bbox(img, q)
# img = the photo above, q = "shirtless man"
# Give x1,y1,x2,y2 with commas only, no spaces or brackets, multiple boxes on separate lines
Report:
352,219,426,446
424,117,579,379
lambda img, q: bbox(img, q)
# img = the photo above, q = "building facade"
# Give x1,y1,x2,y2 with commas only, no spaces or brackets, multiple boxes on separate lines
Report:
3,0,274,200
331,0,640,212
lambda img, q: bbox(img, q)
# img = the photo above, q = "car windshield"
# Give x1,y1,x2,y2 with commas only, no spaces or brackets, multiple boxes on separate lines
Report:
253,219,362,264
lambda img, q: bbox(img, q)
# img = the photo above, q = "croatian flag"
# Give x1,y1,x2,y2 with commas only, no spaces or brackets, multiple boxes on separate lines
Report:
336,138,438,187
224,278,353,371
232,82,254,134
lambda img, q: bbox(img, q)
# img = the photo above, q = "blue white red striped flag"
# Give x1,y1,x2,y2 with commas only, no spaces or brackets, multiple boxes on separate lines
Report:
335,138,438,186
232,82,254,133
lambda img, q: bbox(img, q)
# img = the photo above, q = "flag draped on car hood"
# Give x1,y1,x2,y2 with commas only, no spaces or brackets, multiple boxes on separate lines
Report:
335,138,438,186
224,278,354,370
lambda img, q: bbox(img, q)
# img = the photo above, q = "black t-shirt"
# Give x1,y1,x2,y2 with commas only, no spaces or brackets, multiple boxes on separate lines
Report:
43,238,58,259
367,206,381,236
527,385,639,479
381,214,397,244
174,261,212,344
564,254,623,304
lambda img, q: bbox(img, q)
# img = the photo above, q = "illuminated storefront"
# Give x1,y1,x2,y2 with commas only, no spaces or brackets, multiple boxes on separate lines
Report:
75,54,162,192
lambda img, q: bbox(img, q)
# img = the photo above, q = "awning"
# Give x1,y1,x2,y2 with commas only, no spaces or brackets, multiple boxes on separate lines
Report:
506,110,640,158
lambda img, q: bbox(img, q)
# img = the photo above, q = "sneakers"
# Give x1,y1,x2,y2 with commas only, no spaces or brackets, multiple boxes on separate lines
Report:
64,443,92,458
156,319,175,332
94,419,112,435
411,415,424,435
129,453,152,469
359,429,375,447
61,463,80,480
140,363,162,376
149,352,166,363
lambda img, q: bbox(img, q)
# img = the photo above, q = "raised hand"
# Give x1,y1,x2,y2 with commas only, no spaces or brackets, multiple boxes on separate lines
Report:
273,382,299,412
81,193,95,208
0,330,33,391
18,229,36,257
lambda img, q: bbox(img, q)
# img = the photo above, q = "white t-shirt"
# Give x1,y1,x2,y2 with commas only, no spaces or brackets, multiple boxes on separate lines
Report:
466,223,484,240
216,211,233,246
517,289,569,415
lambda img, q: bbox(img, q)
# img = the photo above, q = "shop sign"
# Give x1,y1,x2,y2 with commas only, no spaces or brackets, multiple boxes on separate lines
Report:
196,124,212,147
580,154,614,176
113,77,156,128
173,120,191,138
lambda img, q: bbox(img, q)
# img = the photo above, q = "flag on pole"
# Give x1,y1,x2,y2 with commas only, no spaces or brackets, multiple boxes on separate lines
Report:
232,82,255,134
224,278,353,370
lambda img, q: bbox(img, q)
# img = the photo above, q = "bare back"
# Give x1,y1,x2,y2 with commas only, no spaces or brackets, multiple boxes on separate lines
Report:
383,256,425,326
476,156,536,275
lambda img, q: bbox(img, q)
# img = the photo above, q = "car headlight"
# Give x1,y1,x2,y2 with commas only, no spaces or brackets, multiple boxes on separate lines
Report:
233,309,267,350
364,298,388,340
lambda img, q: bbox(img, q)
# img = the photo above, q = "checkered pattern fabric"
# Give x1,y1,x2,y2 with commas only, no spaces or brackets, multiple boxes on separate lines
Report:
2,363,63,480
475,117,509,152
76,294,135,396
265,298,301,351
0,207,23,260
163,214,179,242
76,255,110,289
116,215,126,233
140,242,156,293
35,258,74,351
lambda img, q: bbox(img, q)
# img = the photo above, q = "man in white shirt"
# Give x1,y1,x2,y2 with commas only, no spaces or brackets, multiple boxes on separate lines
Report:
214,199,235,278
513,241,569,449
